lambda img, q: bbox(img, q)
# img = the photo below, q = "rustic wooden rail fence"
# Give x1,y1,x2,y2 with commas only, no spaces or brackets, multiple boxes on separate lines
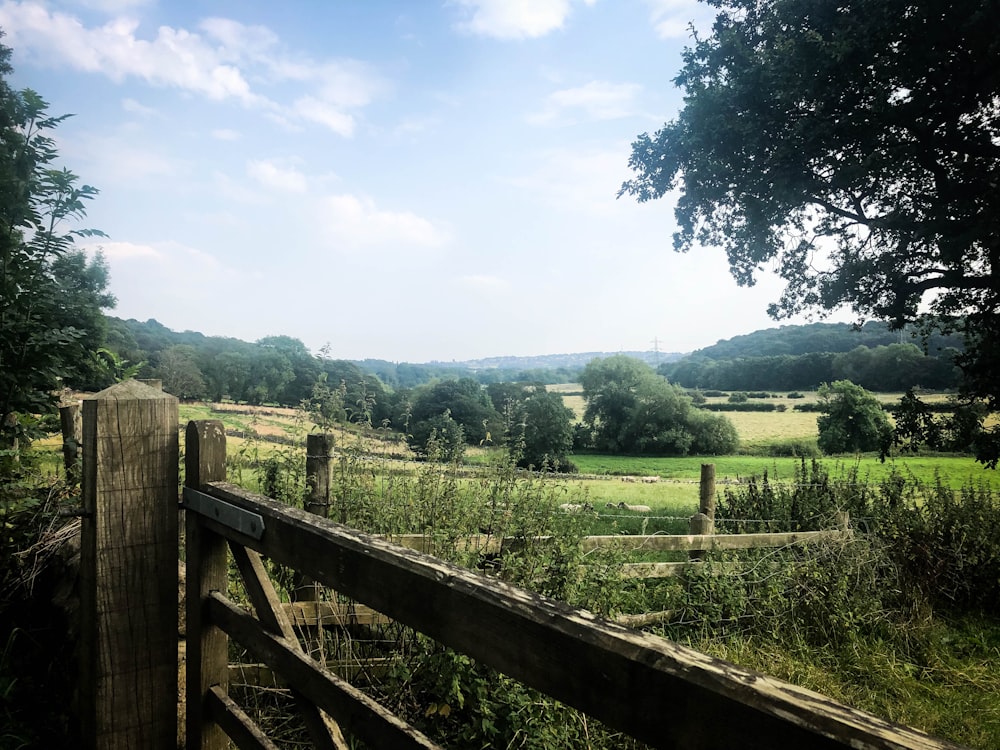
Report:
78,382,963,750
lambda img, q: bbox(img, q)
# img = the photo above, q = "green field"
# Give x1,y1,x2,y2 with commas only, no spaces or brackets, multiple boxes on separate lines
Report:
569,453,1000,491
170,399,1000,512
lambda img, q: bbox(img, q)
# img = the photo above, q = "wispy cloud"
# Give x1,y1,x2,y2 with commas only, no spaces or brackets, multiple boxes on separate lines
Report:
321,194,450,250
121,97,156,116
76,136,178,183
0,2,384,135
451,0,595,40
644,0,715,40
457,274,508,292
211,128,241,141
86,240,160,260
529,80,642,125
506,143,641,215
246,159,308,193
292,96,356,137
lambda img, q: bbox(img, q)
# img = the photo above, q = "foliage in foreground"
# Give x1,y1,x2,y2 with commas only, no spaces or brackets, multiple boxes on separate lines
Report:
0,36,114,450
228,436,999,748
4,422,1000,748
0,454,80,748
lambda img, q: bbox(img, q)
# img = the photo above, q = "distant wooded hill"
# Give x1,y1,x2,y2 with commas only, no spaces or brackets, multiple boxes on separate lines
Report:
686,321,964,359
659,322,963,392
101,316,962,401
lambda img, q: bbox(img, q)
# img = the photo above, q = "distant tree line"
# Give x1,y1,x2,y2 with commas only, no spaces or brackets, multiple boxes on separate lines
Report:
660,343,960,393
89,320,986,468
98,318,579,470
686,321,965,361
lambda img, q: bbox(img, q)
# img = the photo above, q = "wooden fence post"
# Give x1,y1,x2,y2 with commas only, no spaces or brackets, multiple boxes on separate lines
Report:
699,463,717,520
79,380,178,750
59,401,81,485
690,464,717,561
295,433,335,657
185,420,229,750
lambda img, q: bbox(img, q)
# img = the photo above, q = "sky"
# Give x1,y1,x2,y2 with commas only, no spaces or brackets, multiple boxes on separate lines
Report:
0,0,841,363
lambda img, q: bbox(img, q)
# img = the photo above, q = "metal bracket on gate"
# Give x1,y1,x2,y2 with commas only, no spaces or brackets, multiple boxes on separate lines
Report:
183,487,265,540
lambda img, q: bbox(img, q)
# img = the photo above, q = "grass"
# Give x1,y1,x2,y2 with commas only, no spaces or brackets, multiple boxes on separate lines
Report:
570,453,1000,489
165,399,1000,516
693,619,1000,749
20,393,1000,749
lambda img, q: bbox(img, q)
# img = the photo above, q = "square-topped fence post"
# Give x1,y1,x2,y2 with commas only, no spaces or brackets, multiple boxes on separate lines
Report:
79,380,179,749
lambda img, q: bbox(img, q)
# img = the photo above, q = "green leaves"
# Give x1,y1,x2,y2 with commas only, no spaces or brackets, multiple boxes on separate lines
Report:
815,380,892,455
581,355,739,455
0,39,112,447
621,0,1000,464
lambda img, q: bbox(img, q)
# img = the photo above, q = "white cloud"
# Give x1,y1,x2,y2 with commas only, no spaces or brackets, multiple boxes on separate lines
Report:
85,239,226,273
86,240,160,260
322,194,450,250
451,0,595,40
0,5,259,102
211,128,241,141
293,96,356,137
313,61,383,109
246,159,308,193
121,97,156,116
198,16,279,60
644,0,715,40
0,2,382,136
529,80,642,125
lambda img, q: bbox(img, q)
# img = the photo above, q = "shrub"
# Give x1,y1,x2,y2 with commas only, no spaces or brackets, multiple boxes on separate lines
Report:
816,381,893,454
701,402,777,412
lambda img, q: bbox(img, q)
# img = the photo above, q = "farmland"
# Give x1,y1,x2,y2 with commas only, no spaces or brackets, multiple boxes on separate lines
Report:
19,389,1000,748
159,394,1000,510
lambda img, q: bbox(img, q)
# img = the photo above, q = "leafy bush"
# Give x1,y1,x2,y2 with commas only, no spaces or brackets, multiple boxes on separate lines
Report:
816,381,893,454
701,402,778,412
739,438,819,457
716,460,1000,618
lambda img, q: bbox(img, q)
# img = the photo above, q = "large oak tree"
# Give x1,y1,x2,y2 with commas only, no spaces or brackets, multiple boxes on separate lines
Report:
620,0,1000,461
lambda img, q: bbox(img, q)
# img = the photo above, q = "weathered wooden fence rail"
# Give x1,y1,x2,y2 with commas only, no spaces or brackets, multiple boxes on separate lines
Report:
386,524,850,580
78,387,963,749
180,420,958,750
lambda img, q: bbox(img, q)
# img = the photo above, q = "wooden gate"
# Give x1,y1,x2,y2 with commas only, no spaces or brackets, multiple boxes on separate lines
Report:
78,383,963,749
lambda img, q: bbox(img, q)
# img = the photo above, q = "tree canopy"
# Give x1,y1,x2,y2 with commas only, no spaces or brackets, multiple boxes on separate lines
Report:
0,36,113,445
580,355,738,455
488,383,576,470
816,380,892,455
620,0,1000,460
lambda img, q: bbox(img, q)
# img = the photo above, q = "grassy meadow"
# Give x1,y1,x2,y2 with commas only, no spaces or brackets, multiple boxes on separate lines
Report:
161,392,1000,523
33,390,998,510
24,390,999,748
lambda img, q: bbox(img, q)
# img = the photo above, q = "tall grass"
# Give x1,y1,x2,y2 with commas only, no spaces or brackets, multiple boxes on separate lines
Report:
217,432,1000,749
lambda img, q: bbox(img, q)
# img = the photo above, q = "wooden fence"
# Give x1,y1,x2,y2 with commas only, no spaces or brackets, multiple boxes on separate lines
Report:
78,382,963,749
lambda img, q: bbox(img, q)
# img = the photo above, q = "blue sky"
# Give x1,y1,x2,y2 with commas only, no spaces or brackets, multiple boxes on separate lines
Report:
1,0,835,362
